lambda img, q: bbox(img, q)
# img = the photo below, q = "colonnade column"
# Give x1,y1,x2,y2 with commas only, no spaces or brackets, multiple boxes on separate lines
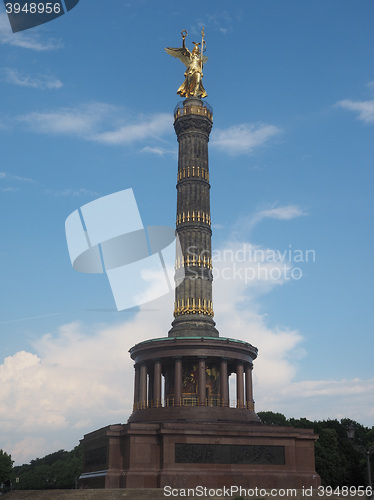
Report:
236,362,244,408
198,358,206,405
175,358,182,406
245,363,254,410
148,370,154,407
133,364,140,409
153,360,162,408
139,363,147,409
220,359,229,407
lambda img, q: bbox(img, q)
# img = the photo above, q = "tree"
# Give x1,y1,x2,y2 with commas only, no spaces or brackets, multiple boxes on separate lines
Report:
256,411,373,487
257,411,290,426
0,449,14,491
13,444,83,490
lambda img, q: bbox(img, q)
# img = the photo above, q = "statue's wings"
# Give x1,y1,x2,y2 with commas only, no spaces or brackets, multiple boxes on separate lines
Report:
165,46,191,67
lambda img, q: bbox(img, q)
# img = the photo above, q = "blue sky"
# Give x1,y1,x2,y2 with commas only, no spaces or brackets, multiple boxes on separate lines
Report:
0,0,373,464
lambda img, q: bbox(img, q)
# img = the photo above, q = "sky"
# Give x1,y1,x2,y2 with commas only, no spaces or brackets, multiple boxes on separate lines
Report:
0,0,373,465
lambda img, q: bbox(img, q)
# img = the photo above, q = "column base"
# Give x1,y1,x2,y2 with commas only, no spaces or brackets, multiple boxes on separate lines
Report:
168,316,219,338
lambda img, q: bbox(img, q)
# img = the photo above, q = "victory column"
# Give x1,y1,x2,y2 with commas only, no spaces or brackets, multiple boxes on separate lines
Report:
78,30,320,490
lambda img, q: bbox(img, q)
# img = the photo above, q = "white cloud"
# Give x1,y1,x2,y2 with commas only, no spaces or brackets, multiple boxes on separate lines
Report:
212,240,373,421
212,242,304,392
0,305,169,463
336,99,374,124
0,171,35,192
93,113,171,145
0,313,62,326
256,205,307,221
0,14,63,51
235,204,307,235
141,145,176,157
2,68,63,89
192,12,233,36
211,123,281,155
0,172,34,183
212,241,302,301
17,104,173,147
46,188,99,197
264,378,374,424
17,103,281,154
6,437,51,464
18,103,115,136
16,104,280,156
12,174,34,183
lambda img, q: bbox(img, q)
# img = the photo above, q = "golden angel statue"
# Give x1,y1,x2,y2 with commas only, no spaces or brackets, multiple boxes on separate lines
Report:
165,28,208,98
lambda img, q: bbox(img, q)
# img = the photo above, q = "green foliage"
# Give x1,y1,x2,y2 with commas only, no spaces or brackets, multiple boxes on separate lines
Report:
257,411,374,487
13,444,83,490
0,449,15,492
257,411,291,426
315,427,349,485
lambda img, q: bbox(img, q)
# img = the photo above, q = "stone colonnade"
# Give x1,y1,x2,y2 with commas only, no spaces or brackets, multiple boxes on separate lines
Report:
133,357,254,410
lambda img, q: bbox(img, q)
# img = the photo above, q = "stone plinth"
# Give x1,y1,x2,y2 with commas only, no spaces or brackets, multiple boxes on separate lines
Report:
79,421,320,489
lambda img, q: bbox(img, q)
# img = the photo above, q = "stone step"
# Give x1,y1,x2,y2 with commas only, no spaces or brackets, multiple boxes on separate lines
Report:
4,489,362,500
2,491,166,500
3,490,162,500
3,490,164,500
